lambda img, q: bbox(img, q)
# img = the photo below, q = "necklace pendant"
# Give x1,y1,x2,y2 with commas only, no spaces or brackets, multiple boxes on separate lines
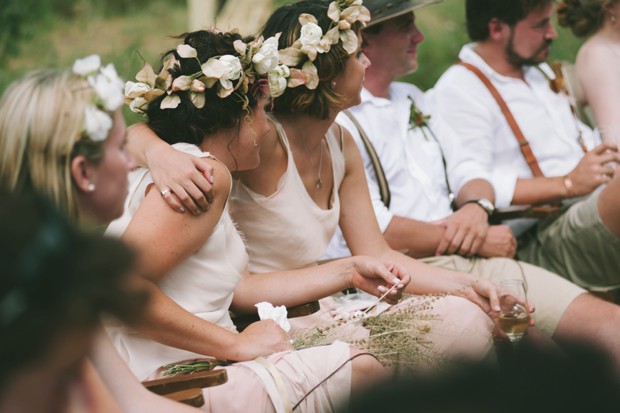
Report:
316,178,323,189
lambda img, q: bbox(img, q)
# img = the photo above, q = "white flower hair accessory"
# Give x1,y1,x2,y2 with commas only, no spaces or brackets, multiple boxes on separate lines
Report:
72,55,124,142
125,34,280,114
270,0,370,97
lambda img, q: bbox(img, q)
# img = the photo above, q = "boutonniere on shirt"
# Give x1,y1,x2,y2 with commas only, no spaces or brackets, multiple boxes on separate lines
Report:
408,96,431,141
536,62,567,95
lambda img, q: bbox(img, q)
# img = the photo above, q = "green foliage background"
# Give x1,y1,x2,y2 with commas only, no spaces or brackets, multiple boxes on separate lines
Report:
0,0,584,99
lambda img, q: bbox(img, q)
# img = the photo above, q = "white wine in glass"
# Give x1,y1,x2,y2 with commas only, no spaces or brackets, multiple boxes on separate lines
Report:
498,279,530,343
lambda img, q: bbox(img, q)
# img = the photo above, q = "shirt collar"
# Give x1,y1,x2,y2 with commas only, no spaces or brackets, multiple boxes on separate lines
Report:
458,43,554,84
361,84,415,107
360,87,392,107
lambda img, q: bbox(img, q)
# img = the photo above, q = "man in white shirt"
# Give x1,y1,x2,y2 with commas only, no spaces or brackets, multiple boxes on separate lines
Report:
433,0,620,288
326,0,620,365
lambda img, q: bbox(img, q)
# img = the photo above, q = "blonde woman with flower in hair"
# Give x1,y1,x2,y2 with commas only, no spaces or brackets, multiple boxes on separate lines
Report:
0,57,211,413
109,28,415,412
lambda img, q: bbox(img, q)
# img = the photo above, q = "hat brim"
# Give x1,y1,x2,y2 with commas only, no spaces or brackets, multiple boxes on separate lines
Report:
367,0,443,27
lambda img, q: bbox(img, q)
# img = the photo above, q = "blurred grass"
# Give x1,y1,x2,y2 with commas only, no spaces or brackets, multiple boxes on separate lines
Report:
1,0,585,111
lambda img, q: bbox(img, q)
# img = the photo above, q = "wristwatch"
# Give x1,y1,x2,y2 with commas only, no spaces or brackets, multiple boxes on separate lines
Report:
462,198,495,216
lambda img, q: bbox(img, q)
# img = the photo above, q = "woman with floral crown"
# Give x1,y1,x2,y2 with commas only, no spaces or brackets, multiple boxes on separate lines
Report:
110,28,418,412
126,0,499,369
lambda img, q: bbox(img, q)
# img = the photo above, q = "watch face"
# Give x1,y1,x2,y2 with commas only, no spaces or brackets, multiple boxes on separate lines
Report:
478,199,494,213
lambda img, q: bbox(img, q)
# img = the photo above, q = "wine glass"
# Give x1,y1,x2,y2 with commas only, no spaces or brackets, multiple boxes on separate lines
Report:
497,279,530,344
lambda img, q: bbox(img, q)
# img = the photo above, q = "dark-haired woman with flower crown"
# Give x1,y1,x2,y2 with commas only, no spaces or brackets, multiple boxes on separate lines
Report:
108,28,419,412
127,0,498,368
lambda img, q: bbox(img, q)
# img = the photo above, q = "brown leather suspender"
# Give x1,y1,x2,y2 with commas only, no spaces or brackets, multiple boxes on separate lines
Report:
342,109,391,208
456,61,545,178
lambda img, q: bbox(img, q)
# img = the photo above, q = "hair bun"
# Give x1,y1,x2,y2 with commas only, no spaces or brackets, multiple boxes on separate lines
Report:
557,0,605,38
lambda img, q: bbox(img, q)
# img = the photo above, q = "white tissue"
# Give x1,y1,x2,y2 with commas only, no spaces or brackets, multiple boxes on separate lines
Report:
255,302,291,332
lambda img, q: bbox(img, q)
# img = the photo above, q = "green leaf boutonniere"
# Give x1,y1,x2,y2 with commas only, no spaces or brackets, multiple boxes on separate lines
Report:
408,97,431,141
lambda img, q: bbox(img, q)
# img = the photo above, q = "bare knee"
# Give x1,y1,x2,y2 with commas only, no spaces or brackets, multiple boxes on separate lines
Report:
349,348,386,393
555,293,620,354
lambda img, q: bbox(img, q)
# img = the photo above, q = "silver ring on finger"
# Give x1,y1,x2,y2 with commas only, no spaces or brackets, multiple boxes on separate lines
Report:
161,187,171,197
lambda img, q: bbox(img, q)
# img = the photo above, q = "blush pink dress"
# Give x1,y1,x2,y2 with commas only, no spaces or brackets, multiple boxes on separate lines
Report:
106,143,353,413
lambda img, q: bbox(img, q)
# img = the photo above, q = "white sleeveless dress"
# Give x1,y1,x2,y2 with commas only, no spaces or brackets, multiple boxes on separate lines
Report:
106,143,353,413
231,115,344,273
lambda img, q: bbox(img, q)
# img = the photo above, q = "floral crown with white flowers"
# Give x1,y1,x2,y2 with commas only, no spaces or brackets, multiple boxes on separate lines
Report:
124,33,280,115
72,55,125,142
268,0,370,98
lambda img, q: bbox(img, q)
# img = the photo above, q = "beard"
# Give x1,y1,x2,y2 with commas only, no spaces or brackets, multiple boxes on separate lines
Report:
505,29,552,67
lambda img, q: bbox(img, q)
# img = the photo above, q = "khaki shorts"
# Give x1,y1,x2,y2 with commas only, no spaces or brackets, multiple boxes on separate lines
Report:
517,187,620,289
420,255,585,337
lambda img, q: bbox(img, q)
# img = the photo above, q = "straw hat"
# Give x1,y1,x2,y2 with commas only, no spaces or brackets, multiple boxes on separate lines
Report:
364,0,443,26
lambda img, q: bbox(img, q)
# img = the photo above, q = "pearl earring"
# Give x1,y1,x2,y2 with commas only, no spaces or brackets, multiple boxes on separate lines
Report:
87,183,96,192
331,80,337,88
612,14,617,25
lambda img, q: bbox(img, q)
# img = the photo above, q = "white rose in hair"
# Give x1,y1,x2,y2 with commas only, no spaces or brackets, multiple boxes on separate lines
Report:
299,22,323,47
88,70,124,111
218,55,243,89
129,97,149,114
73,55,101,76
253,36,280,75
124,81,151,98
83,105,112,142
255,302,291,332
268,65,290,98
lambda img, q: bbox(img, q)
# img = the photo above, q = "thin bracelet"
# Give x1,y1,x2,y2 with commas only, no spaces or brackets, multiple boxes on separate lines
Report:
562,175,574,198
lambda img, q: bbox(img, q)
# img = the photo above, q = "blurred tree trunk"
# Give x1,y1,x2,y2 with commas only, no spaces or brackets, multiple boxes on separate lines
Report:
187,0,218,31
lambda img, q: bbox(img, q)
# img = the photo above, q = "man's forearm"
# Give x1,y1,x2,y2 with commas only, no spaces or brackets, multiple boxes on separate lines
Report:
512,176,567,205
455,179,495,207
383,216,446,258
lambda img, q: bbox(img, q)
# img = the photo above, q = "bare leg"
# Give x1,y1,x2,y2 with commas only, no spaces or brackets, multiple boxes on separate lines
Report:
553,294,620,370
349,348,388,392
598,174,620,237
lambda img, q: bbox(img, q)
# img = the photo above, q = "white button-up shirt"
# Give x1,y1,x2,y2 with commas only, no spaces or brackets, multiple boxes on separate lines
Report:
325,82,491,259
433,43,596,210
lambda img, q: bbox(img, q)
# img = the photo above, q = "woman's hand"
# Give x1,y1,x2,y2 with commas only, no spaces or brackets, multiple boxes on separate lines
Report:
146,144,215,215
451,277,501,317
230,320,293,361
349,257,410,305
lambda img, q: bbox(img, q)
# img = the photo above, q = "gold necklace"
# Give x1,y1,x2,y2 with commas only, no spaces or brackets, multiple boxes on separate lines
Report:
291,122,326,190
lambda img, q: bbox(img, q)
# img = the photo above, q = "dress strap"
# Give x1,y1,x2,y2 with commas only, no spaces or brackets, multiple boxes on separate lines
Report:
239,358,293,413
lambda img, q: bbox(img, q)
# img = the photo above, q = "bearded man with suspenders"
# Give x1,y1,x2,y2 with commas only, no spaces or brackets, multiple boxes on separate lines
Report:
433,0,620,289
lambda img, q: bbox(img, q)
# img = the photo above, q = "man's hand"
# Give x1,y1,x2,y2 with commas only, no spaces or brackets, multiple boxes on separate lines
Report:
146,145,215,215
567,143,618,197
477,225,517,258
433,204,490,257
